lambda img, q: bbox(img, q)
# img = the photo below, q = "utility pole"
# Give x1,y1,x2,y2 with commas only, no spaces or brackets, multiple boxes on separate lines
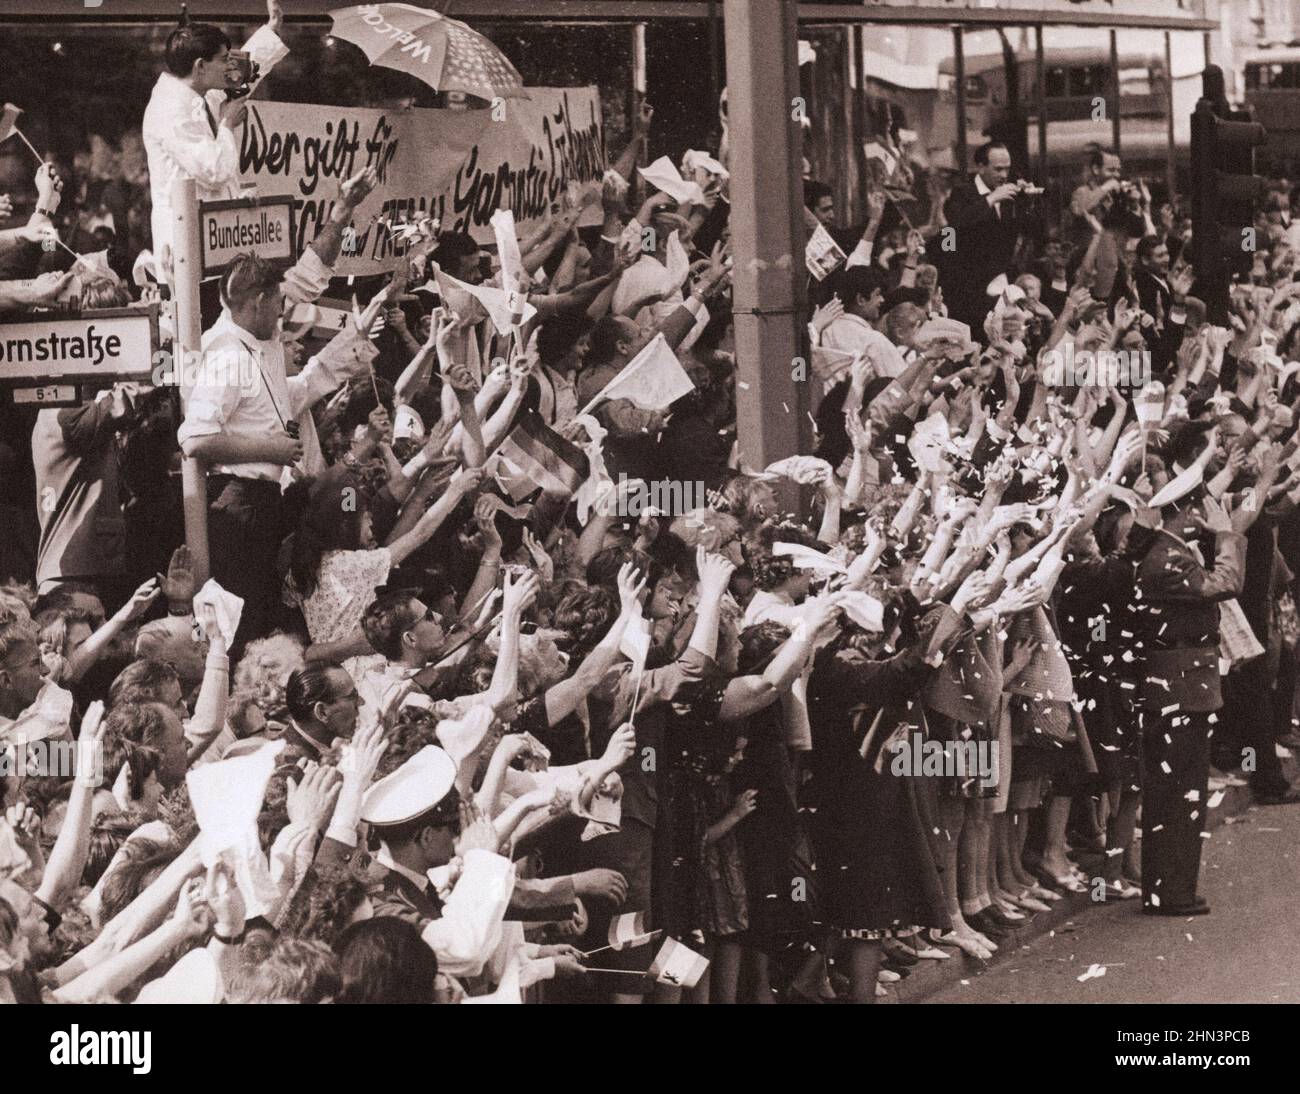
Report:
723,0,807,494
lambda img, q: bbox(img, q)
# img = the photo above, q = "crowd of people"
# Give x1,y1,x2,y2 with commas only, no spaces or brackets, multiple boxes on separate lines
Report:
3,5,1300,1005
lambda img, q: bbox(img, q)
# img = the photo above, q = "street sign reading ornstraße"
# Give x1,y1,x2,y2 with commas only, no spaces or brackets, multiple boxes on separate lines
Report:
0,306,158,387
200,196,296,275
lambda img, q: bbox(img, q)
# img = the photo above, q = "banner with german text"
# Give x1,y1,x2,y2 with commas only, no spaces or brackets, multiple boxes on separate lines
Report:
237,88,605,277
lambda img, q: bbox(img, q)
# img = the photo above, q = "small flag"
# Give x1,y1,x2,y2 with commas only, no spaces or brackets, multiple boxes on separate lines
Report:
0,103,22,144
497,412,590,501
607,912,654,951
580,333,695,415
1134,380,1166,425
649,936,710,988
620,615,652,678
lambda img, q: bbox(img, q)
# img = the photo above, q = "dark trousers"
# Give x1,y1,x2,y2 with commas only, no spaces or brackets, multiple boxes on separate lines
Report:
1220,656,1287,795
206,474,291,657
1138,707,1212,910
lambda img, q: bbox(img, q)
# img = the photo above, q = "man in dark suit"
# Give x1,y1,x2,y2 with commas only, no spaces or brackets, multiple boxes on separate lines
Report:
1129,484,1248,916
935,141,1024,331
1133,236,1194,375
1134,235,1172,322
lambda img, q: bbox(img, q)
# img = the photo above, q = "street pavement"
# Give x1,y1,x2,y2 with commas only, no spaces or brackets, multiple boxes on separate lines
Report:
925,802,1300,1003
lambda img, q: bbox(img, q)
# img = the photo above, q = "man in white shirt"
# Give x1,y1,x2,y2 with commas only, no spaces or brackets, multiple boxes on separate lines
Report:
355,589,449,727
178,167,380,649
818,265,908,380
142,2,289,276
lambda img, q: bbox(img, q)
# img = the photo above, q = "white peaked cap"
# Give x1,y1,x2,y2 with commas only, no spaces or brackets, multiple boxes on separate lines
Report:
361,745,457,827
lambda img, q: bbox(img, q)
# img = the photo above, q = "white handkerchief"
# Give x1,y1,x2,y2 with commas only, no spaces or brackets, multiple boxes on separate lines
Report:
637,156,707,206
773,542,847,575
187,741,284,868
836,590,885,632
763,455,833,484
193,579,244,647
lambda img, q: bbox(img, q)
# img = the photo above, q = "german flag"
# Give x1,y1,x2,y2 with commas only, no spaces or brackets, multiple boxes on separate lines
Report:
496,411,590,501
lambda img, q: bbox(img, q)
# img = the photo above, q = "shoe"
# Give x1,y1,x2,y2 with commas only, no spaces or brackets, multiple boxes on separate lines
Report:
1010,892,1053,914
1142,896,1210,917
881,942,919,967
910,943,952,961
1103,878,1141,900
1253,786,1300,806
1277,744,1294,760
1031,864,1087,894
1026,883,1062,903
965,909,1011,940
982,904,1026,929
1210,771,1248,789
877,968,901,983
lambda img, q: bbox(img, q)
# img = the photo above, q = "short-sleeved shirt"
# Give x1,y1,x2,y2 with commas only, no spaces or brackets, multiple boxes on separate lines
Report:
289,548,391,679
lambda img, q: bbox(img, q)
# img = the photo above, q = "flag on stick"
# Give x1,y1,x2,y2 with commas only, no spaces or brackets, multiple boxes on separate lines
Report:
0,104,43,163
607,912,655,951
649,936,710,989
578,333,694,416
496,412,590,501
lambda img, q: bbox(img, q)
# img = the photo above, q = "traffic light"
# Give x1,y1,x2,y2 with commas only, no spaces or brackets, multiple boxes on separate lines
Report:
1190,66,1267,322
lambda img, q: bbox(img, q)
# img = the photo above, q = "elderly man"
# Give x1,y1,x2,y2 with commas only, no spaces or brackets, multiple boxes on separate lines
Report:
178,167,380,649
142,1,288,275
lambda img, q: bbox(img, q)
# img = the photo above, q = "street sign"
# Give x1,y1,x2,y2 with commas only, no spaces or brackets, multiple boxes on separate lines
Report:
0,306,158,387
199,196,295,276
12,384,78,406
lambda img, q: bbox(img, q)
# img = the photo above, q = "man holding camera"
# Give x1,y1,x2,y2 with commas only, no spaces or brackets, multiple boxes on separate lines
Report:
141,0,288,279
177,167,380,651
935,141,1029,330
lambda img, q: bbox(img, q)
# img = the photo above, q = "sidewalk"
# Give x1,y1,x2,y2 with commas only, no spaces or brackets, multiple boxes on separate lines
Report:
891,765,1286,1003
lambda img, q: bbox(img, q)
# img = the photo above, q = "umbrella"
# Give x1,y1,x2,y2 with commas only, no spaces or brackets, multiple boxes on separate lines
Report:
329,3,527,101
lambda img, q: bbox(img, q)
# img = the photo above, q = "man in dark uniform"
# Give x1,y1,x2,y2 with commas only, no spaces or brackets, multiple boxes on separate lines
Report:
1129,484,1248,916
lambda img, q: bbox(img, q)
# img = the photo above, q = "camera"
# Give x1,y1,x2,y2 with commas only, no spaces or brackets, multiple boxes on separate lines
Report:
224,50,259,99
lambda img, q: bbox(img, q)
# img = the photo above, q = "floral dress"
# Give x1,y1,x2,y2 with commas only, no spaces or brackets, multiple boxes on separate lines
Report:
286,548,391,679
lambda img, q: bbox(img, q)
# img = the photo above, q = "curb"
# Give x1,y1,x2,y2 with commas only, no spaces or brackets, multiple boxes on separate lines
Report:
891,769,1278,1003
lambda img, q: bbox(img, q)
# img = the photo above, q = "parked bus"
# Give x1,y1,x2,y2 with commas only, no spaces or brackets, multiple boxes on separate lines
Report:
1243,48,1300,171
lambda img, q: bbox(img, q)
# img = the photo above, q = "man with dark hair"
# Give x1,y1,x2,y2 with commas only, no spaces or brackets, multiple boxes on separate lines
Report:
935,141,1025,329
355,590,449,725
178,167,380,650
430,231,486,285
817,265,907,378
142,0,288,273
283,664,363,761
1069,147,1122,245
804,180,835,230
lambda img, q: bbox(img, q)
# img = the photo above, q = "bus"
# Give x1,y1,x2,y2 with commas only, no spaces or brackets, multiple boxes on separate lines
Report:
1243,47,1300,170
932,47,1195,183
